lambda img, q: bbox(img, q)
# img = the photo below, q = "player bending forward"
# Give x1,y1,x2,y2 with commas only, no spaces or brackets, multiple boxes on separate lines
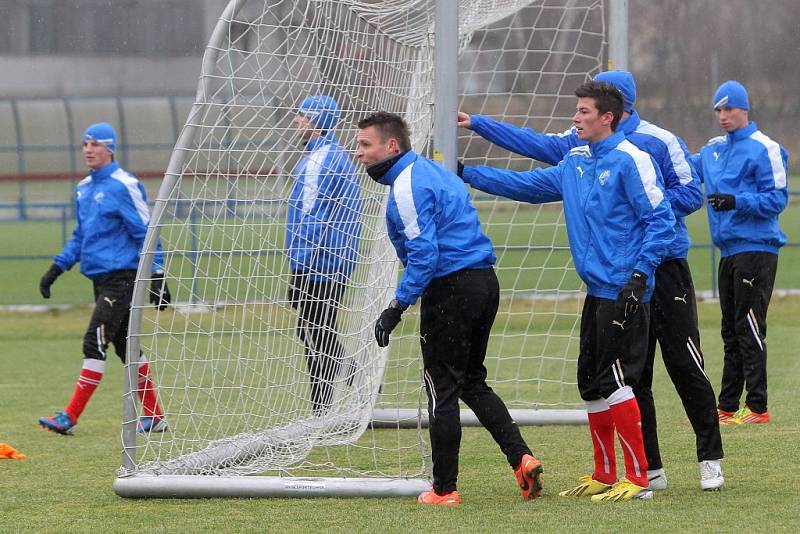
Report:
357,111,543,507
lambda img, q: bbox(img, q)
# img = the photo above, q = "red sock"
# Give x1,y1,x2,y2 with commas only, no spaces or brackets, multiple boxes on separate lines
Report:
608,387,648,487
65,359,105,422
137,357,163,418
586,400,617,484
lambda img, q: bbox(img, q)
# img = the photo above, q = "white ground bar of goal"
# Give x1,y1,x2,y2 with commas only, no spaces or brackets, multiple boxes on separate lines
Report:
370,408,587,428
114,475,431,499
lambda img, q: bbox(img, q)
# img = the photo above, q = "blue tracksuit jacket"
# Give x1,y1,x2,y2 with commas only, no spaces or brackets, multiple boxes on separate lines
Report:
55,161,163,279
469,109,701,261
463,131,676,300
689,121,788,257
286,133,362,281
376,151,495,307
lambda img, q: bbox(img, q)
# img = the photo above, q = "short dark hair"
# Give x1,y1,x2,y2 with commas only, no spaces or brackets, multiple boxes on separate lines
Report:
574,81,624,131
357,112,411,152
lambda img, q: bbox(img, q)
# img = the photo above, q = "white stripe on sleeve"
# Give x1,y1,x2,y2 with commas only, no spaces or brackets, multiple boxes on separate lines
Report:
750,131,787,189
637,121,694,185
616,139,664,208
111,169,150,224
549,125,577,138
393,163,421,240
301,144,332,213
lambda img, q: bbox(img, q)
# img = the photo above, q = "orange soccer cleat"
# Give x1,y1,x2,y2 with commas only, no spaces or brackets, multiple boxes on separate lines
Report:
514,453,544,500
417,489,461,507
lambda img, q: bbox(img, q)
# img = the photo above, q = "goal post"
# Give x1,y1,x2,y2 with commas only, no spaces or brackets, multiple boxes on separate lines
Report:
116,0,608,499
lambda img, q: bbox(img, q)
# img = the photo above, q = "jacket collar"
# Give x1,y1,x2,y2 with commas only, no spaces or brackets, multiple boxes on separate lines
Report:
89,161,120,181
376,150,417,186
618,109,641,136
589,130,625,158
727,121,757,143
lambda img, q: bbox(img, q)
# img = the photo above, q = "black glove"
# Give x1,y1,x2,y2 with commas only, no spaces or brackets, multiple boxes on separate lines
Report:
374,299,407,347
457,160,465,179
287,276,300,309
708,193,736,211
149,271,171,310
39,263,63,299
615,270,648,320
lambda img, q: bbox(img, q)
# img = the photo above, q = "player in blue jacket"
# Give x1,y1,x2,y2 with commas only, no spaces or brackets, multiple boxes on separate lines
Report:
286,95,362,415
459,70,724,491
690,81,788,426
38,122,170,436
356,111,543,507
463,81,675,502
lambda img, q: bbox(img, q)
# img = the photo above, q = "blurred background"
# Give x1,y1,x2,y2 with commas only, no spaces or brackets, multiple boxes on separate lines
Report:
0,0,796,303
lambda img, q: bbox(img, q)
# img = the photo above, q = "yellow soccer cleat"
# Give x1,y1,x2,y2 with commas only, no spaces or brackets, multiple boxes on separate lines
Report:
590,479,653,502
559,475,613,497
730,407,770,424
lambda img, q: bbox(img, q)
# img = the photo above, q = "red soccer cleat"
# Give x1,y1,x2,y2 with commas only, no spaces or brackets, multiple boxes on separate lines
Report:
514,453,544,500
717,408,736,424
417,489,461,506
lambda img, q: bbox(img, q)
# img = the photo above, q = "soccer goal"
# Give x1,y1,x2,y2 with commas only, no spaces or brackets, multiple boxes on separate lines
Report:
115,0,607,499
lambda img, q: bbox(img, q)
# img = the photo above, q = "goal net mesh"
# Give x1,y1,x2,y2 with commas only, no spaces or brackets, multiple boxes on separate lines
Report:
122,0,605,482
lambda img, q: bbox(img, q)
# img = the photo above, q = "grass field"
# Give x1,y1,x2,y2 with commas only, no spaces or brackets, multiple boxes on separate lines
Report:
1,195,798,306
1,297,799,532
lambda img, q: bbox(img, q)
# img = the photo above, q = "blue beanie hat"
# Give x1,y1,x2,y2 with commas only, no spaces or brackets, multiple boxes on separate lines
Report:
82,122,116,154
593,70,637,113
298,95,340,130
713,80,749,110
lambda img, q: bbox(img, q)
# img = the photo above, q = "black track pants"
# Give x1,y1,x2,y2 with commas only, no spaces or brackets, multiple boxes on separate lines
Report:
290,273,347,415
717,252,777,414
420,268,531,494
635,258,723,469
83,270,136,363
577,295,649,401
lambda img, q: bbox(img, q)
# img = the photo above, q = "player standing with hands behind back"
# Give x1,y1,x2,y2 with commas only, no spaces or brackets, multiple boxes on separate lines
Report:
285,95,362,415
38,122,171,436
356,111,543,507
691,81,788,425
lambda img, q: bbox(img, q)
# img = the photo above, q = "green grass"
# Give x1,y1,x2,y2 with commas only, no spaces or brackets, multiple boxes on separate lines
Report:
2,196,798,306
1,297,799,532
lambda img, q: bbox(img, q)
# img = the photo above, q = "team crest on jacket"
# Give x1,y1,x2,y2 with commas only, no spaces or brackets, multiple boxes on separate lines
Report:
597,169,610,185
93,191,105,203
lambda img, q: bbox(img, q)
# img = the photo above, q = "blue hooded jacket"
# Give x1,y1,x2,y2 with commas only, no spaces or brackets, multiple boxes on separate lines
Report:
690,122,788,257
469,109,701,262
286,132,362,281
55,161,164,279
463,131,675,300
377,151,495,307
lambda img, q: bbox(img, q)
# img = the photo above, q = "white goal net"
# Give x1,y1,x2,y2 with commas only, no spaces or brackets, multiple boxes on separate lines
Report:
116,0,605,498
